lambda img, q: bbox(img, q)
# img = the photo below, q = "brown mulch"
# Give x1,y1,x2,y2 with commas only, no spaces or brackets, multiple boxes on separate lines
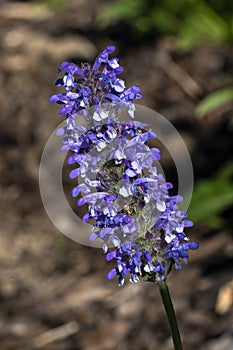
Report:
0,1,232,350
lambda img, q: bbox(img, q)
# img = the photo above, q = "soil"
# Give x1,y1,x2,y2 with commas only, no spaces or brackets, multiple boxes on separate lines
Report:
0,1,232,350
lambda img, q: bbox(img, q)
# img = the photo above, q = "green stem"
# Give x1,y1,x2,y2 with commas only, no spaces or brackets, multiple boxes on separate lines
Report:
158,281,183,350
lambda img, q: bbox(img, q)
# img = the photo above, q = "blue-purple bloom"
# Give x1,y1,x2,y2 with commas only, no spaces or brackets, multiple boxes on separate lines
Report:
51,46,198,286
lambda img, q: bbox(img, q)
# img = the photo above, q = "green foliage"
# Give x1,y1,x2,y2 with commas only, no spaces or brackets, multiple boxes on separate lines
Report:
98,0,233,50
188,163,233,228
195,87,233,118
177,2,230,50
34,0,65,8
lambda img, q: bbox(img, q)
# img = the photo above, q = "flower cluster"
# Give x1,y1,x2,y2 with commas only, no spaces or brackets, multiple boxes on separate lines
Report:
50,46,141,125
51,46,198,286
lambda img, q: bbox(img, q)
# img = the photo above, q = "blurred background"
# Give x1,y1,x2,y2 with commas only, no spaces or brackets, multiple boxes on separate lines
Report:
0,0,232,349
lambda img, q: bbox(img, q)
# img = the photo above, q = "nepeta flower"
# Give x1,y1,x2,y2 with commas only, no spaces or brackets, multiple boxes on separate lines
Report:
51,46,198,286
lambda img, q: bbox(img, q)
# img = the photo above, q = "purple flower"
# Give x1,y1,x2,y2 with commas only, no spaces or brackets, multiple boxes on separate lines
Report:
50,46,142,124
51,46,198,286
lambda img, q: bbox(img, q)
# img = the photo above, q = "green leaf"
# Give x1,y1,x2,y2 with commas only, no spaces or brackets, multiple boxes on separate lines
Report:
195,87,233,118
188,163,233,228
35,0,65,8
96,0,143,28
